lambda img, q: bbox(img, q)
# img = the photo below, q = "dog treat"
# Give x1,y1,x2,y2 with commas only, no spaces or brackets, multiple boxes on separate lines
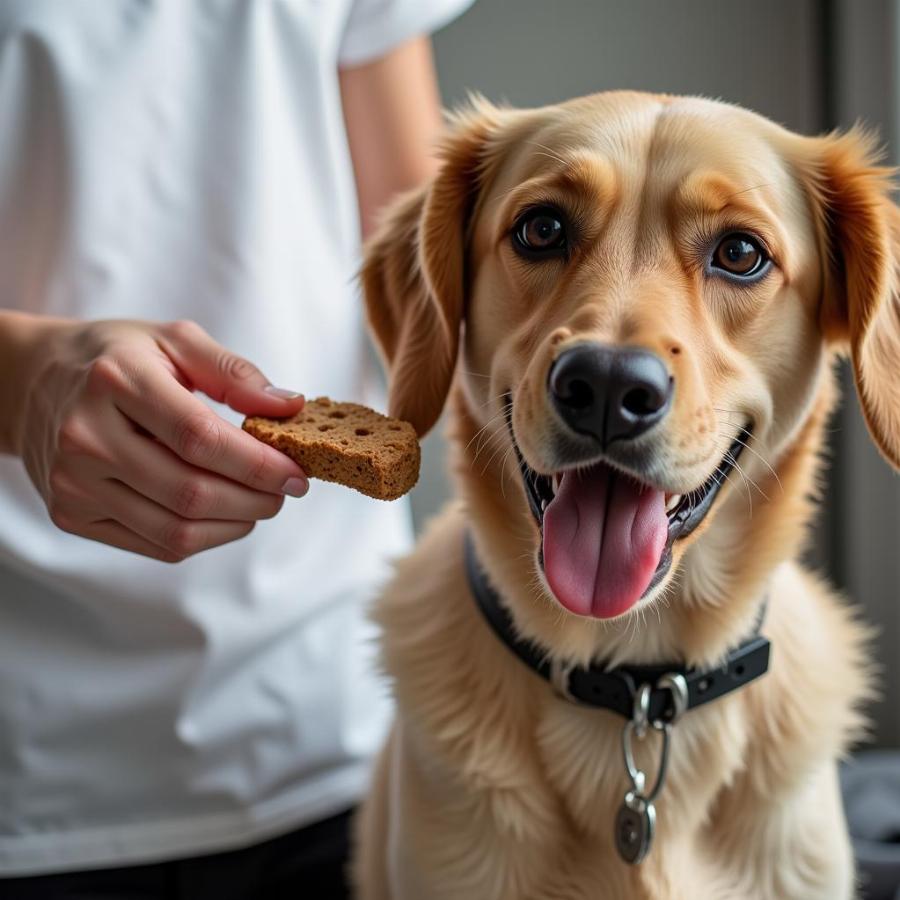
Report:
243,397,420,500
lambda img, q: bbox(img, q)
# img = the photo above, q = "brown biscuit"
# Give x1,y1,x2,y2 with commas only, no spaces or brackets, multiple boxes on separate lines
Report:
242,397,420,501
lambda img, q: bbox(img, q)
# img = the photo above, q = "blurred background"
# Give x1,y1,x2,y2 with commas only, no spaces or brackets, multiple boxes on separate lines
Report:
405,0,900,748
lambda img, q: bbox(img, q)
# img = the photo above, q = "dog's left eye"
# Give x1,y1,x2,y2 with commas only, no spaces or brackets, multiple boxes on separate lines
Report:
512,206,567,257
710,233,770,279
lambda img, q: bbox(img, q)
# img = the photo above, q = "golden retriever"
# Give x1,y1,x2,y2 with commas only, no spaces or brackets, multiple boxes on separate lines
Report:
352,91,900,900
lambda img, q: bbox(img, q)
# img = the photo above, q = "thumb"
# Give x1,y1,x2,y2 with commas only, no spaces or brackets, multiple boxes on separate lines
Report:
158,320,305,417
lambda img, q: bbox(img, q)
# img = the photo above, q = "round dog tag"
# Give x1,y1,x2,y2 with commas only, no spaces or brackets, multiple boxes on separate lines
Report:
615,792,655,864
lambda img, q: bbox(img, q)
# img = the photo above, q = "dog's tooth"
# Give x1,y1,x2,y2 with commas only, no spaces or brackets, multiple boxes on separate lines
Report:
551,474,561,495
665,494,682,513
541,499,548,512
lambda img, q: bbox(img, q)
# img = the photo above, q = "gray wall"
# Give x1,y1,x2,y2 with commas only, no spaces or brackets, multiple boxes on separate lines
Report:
415,0,900,745
434,0,823,128
827,0,900,746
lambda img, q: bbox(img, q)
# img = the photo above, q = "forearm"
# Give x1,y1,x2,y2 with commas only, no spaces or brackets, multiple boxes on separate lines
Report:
340,36,444,239
0,311,70,456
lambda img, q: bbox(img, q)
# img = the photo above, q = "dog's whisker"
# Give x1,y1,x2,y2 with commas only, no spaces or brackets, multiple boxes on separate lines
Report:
480,429,515,476
476,408,512,438
465,403,512,457
465,423,492,456
471,408,511,443
715,430,784,495
465,408,502,445
499,445,517,499
625,607,641,646
733,464,754,518
524,139,572,168
724,181,775,201
481,444,511,478
473,396,513,424
470,425,506,460
724,450,769,503
714,456,754,518
471,425,511,467
473,391,511,412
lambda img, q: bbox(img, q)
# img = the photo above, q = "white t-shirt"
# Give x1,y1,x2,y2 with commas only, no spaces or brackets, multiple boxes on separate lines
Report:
0,0,471,877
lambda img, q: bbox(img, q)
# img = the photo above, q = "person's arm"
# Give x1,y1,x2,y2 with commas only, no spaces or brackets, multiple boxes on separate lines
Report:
339,35,444,239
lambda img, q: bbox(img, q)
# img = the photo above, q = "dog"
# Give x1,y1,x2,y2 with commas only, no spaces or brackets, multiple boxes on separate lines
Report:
352,91,900,899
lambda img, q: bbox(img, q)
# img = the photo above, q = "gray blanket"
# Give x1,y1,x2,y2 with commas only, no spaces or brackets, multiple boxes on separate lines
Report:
841,752,900,900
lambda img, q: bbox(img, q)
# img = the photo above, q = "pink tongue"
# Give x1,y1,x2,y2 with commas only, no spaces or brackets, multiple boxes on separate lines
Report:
542,466,668,619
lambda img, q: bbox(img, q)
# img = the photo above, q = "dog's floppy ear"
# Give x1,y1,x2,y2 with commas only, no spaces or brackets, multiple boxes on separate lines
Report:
361,103,503,437
801,129,900,469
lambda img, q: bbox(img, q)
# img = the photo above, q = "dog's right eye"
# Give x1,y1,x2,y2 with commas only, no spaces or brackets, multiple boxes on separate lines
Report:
512,206,568,258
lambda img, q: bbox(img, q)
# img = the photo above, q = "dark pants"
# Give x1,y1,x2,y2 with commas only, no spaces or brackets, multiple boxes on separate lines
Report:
0,808,354,900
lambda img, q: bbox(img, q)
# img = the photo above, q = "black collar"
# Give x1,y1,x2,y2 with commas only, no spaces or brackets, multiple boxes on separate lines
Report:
464,532,771,723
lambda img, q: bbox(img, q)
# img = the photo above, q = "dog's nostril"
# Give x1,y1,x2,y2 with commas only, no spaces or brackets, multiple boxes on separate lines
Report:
559,378,594,410
622,387,657,416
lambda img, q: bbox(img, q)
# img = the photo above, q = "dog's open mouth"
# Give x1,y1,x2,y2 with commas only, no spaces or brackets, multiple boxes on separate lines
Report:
516,421,753,620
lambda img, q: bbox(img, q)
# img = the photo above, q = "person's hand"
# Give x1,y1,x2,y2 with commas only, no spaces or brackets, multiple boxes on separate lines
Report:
18,318,308,562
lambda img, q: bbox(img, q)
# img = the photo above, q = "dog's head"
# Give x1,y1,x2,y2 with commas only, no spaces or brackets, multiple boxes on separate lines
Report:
363,92,900,636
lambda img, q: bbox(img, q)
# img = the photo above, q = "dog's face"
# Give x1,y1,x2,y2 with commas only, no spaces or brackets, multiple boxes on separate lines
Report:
365,92,900,624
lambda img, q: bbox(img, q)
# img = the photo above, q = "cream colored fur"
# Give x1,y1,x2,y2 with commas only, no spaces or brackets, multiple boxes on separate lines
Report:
353,92,899,899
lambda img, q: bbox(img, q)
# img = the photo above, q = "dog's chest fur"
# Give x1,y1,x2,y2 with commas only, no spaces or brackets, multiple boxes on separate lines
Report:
369,507,866,900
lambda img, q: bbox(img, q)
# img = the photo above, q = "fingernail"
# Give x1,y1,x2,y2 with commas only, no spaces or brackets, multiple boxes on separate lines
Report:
282,476,309,497
265,386,303,401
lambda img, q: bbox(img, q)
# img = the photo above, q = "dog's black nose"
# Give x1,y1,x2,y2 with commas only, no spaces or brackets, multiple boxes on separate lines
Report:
548,344,673,445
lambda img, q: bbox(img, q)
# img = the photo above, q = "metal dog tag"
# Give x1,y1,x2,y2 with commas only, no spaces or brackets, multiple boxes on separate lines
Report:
615,791,655,864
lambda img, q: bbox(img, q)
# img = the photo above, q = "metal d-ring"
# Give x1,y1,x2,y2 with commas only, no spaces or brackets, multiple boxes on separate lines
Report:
631,682,651,738
655,672,689,726
622,716,672,804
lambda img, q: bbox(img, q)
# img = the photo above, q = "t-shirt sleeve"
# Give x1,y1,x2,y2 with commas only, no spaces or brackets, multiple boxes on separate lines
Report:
338,0,475,68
